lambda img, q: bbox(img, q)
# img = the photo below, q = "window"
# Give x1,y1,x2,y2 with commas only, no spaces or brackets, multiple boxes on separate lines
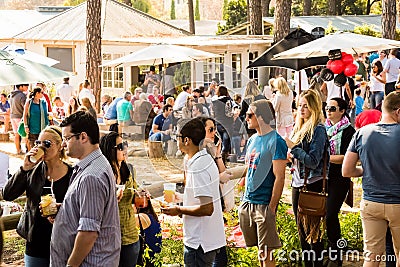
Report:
249,52,259,83
232,53,242,88
102,53,124,89
47,47,74,72
203,56,224,87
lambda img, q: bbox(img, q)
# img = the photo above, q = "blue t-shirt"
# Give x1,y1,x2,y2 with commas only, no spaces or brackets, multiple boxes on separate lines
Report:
349,123,400,204
28,100,49,134
149,114,166,136
243,131,288,205
355,95,364,116
0,101,10,113
104,97,122,120
116,99,133,122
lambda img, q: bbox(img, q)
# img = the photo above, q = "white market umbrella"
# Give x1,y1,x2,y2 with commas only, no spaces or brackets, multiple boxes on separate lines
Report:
273,32,400,59
102,43,221,67
2,44,59,66
0,51,69,86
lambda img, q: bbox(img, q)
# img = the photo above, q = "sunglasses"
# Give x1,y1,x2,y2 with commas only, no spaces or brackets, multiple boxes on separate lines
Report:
115,141,128,151
246,113,254,119
208,127,215,132
325,106,339,112
34,140,52,148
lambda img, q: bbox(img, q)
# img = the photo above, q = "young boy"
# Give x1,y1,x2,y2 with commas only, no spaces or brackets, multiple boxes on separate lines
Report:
355,88,364,116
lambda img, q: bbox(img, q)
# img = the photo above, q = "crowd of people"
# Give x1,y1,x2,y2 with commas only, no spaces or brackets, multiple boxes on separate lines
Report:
0,48,398,267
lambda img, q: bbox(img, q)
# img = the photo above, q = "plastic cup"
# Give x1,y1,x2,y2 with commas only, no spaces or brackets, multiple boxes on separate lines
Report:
163,183,176,203
40,194,57,216
29,146,45,163
134,190,148,208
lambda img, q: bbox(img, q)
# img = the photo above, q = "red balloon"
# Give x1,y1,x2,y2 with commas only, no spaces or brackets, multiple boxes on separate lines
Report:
330,60,345,74
341,52,348,57
342,54,354,66
344,63,358,77
326,60,333,69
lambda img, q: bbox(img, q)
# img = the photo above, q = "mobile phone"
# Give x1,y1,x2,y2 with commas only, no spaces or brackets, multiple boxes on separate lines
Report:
214,131,221,145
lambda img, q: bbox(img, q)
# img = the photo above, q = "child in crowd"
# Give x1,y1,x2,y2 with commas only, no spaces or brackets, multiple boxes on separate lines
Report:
355,89,364,116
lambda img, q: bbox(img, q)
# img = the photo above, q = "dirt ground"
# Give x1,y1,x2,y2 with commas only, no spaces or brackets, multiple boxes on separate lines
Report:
0,138,373,266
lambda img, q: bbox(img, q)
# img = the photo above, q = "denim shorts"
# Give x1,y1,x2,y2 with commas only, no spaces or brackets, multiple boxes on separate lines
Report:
184,245,217,267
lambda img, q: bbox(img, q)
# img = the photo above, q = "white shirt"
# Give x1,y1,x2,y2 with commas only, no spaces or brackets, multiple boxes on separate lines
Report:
0,152,8,188
56,83,74,103
183,149,226,253
79,88,96,106
294,70,310,94
173,91,190,110
325,79,345,101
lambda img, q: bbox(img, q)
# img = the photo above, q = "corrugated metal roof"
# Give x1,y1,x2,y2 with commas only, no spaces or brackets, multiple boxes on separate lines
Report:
166,20,223,36
263,15,400,33
0,10,55,38
13,0,191,41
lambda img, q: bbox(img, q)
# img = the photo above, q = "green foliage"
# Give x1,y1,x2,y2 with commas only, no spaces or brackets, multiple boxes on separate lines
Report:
325,21,339,34
339,212,363,251
170,0,176,20
195,0,200,20
274,202,302,266
353,24,381,37
222,0,229,19
217,0,247,34
174,62,191,90
63,0,85,6
131,0,150,13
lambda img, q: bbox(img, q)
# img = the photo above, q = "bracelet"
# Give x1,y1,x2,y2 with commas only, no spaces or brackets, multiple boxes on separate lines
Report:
215,156,222,160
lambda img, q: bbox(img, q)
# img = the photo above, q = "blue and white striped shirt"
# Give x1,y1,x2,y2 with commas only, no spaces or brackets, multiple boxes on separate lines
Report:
50,148,121,266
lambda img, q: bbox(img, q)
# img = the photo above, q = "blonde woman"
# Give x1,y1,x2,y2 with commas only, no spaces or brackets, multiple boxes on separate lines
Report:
272,77,294,138
284,90,329,267
80,97,97,119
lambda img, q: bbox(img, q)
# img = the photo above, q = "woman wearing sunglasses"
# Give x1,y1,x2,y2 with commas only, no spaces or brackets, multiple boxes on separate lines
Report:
285,90,329,267
99,132,140,267
23,87,50,152
325,98,355,266
3,126,73,267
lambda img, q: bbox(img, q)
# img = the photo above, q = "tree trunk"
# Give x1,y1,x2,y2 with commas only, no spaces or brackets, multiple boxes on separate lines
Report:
382,0,396,39
188,0,195,34
327,0,336,15
86,0,102,112
336,0,342,15
303,0,311,15
273,0,291,77
261,0,271,17
249,0,262,35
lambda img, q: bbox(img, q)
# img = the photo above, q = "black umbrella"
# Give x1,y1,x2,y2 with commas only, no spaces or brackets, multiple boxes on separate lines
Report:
247,28,328,71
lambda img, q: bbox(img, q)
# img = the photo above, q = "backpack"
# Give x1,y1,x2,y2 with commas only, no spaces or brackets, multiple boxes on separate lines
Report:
225,99,234,117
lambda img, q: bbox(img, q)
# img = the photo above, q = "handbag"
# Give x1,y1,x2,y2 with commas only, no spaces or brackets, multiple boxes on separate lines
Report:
17,121,27,138
298,149,328,217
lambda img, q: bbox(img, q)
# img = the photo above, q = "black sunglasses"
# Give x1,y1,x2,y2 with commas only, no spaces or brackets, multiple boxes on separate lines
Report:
208,127,215,132
34,140,52,148
325,106,339,112
246,113,254,119
115,141,128,151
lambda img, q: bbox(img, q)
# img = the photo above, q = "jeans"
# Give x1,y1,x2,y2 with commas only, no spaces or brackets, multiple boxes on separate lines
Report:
217,124,231,154
292,180,324,267
119,240,140,267
24,254,49,267
370,91,384,109
231,135,241,157
326,176,350,264
385,82,396,96
149,132,171,142
184,245,217,267
212,246,228,267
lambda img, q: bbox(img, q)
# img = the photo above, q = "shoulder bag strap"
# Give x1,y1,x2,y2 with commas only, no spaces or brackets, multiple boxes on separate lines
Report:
138,214,144,236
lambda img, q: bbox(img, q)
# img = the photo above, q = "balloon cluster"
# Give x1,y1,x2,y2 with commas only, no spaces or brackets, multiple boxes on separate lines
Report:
319,50,358,87
326,52,358,77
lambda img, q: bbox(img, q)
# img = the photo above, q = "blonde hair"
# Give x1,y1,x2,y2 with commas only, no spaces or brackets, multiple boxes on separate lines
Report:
81,97,93,109
42,126,66,159
243,80,260,99
291,90,324,144
274,77,291,96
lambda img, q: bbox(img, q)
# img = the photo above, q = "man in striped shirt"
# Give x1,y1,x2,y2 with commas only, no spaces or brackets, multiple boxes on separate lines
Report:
50,111,121,267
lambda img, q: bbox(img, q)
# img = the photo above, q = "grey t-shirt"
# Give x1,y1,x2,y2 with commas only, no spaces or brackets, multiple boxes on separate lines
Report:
348,123,400,204
384,57,400,83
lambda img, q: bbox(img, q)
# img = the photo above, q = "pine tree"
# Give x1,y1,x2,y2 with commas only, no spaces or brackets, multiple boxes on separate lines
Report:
170,0,176,19
195,0,200,20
